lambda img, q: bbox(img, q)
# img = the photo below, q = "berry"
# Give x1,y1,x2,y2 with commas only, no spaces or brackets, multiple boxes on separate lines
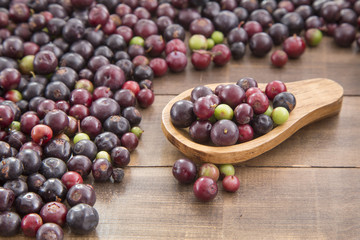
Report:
193,177,218,202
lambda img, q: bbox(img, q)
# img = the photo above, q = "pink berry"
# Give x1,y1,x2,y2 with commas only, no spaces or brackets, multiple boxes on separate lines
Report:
270,50,288,68
222,175,240,192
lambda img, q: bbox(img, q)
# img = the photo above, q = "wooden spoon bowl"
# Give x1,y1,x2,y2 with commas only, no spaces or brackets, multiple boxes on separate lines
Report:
161,78,344,164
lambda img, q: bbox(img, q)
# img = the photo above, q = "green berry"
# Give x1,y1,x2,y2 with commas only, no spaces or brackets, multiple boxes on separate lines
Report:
206,38,215,50
219,164,235,177
189,34,208,51
214,104,234,120
211,31,224,44
129,36,145,47
73,133,90,144
264,104,273,117
272,107,289,125
96,151,111,162
75,79,94,93
9,121,21,131
131,126,144,139
19,55,34,75
305,28,323,47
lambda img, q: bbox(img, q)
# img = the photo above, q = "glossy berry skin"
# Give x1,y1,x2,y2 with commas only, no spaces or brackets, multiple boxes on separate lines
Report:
40,157,68,179
15,192,44,216
137,88,155,108
66,184,96,207
111,147,130,167
172,158,197,184
36,223,64,240
21,213,43,237
38,178,67,203
149,58,168,77
16,149,41,175
61,171,83,190
66,155,93,178
247,92,270,115
273,92,296,113
218,84,245,109
251,114,274,136
0,157,23,181
170,100,196,128
0,105,14,128
0,68,21,91
191,51,212,70
92,158,113,182
66,203,99,235
222,175,240,192
0,187,15,211
39,202,67,226
249,32,273,57
165,39,187,55
31,124,53,146
265,80,287,100
211,44,231,66
94,64,126,91
33,51,58,75
166,51,188,72
271,50,288,68
238,124,254,143
43,110,69,136
189,120,212,143
234,103,253,125
305,28,323,47
193,96,216,120
193,177,218,202
90,97,121,123
0,211,21,237
199,163,220,182
121,132,139,152
210,119,239,146
283,35,306,59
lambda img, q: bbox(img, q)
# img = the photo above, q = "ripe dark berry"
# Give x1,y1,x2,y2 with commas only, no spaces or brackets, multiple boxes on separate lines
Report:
172,158,197,184
66,203,99,235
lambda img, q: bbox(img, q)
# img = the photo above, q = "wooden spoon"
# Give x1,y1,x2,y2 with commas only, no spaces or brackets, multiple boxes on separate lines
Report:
161,78,344,164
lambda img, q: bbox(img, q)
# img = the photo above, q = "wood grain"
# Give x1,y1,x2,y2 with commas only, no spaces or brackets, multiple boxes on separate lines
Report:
153,37,360,96
161,78,343,164
6,167,360,240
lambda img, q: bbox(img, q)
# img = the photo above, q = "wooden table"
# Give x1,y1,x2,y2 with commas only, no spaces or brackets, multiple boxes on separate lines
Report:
6,37,360,239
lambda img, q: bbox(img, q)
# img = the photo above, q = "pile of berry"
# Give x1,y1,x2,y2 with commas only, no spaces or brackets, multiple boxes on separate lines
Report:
0,0,358,237
171,79,296,146
173,159,240,202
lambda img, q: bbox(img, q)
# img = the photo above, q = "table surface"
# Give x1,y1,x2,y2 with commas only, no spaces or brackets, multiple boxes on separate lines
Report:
4,36,360,239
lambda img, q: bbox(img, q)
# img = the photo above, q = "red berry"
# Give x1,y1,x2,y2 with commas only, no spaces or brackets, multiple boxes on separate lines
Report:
21,213,43,237
222,175,240,192
191,51,212,70
247,92,269,114
193,177,218,202
122,81,141,96
265,80,287,100
270,50,288,68
136,88,155,108
149,58,168,77
283,35,306,58
61,171,84,190
31,124,53,146
211,44,231,66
